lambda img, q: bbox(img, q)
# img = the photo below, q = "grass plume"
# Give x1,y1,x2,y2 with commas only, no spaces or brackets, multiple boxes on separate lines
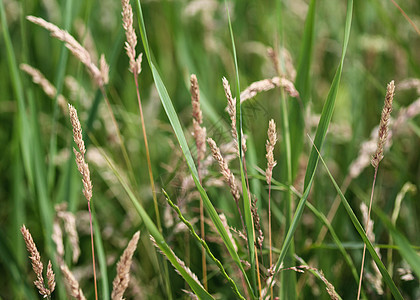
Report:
68,103,98,300
111,231,140,300
20,225,56,299
357,80,395,299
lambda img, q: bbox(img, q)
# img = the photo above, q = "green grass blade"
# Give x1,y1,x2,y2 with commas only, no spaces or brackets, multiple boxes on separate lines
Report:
303,0,353,190
163,190,246,300
305,202,361,288
290,0,317,178
225,1,257,294
269,0,354,289
2,0,54,260
315,145,403,299
99,148,214,300
375,208,420,279
134,0,254,297
0,0,33,187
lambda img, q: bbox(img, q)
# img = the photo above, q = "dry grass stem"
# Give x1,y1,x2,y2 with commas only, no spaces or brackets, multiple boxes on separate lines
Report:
68,103,97,299
223,77,239,155
21,225,55,297
371,80,395,168
240,76,299,103
190,73,207,290
358,80,394,300
265,119,277,299
20,63,68,112
207,138,241,203
61,263,87,300
121,0,142,74
27,16,109,87
111,231,140,300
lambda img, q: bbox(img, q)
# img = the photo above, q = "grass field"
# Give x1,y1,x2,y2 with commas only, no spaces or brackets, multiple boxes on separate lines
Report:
1,0,420,299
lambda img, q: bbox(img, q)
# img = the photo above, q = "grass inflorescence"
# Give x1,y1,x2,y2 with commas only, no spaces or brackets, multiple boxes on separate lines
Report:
2,0,420,299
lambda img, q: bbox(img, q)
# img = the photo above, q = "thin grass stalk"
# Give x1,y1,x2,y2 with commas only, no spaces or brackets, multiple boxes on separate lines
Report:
224,2,257,294
120,1,171,296
190,74,207,290
275,1,297,297
357,80,394,300
266,119,277,299
68,104,98,300
121,0,161,230
132,72,174,296
132,74,162,230
310,136,403,300
134,1,254,296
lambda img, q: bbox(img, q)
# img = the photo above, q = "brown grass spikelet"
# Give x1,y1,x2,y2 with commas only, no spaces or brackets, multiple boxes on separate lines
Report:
265,119,277,184
69,104,92,202
222,77,239,155
111,231,140,300
20,63,68,113
26,16,108,87
251,197,263,248
20,224,54,297
46,261,56,294
371,80,395,168
60,263,86,300
240,76,299,103
191,74,206,161
207,138,240,203
121,0,142,74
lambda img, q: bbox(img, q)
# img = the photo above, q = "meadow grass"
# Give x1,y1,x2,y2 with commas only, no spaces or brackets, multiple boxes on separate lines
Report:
1,0,420,299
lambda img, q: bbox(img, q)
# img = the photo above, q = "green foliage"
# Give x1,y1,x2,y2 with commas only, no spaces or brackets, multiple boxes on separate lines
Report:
1,0,420,299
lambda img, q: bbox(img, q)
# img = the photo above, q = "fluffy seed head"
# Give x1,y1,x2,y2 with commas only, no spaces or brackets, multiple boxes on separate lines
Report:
207,138,241,203
111,231,140,300
266,119,277,184
27,16,108,87
371,80,395,168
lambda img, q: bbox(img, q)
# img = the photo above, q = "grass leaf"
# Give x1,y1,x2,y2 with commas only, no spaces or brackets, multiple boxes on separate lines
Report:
134,0,254,297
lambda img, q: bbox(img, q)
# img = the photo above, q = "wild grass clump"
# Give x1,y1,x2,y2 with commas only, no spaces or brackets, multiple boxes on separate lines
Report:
2,0,420,299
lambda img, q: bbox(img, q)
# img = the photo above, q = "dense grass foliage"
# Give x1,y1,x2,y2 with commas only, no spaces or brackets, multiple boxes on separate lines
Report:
1,0,419,299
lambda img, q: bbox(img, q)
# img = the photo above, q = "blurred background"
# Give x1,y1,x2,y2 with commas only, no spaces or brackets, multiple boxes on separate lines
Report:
0,0,419,298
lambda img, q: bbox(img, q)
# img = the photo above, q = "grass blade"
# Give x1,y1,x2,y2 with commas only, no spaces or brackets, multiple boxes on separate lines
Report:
375,208,420,279
290,0,317,178
269,0,354,289
303,0,353,190
134,0,254,297
163,190,246,300
225,1,257,294
98,148,213,300
315,146,403,299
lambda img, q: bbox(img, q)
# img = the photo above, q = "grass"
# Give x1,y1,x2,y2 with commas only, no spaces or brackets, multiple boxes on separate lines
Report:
1,0,420,299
